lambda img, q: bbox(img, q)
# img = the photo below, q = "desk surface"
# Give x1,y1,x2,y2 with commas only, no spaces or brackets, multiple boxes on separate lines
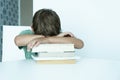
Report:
0,57,120,80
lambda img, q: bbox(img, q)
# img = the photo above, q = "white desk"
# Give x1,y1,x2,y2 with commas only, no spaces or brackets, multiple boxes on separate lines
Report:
0,57,120,80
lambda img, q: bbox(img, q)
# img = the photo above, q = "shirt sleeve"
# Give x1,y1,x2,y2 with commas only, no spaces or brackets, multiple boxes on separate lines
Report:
19,30,34,35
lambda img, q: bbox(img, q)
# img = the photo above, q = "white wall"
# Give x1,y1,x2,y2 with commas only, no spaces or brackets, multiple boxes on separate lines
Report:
33,0,120,60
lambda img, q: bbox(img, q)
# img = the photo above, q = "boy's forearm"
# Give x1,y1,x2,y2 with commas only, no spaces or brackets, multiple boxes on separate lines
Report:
46,37,84,49
14,35,44,46
15,34,84,49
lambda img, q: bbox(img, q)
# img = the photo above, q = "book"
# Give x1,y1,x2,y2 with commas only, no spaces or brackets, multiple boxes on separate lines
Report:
32,52,75,57
32,44,75,53
31,54,79,60
36,59,76,64
31,44,78,64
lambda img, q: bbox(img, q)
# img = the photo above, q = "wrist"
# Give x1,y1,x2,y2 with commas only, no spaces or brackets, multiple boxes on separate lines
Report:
40,37,50,44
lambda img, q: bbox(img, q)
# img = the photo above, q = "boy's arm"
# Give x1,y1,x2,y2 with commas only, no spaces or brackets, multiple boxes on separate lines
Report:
14,34,44,46
53,32,84,49
27,36,84,51
15,32,84,51
47,37,84,49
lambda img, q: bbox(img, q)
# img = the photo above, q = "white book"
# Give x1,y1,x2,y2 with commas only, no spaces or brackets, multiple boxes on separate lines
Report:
32,52,75,57
32,44,75,53
31,55,80,60
31,44,78,61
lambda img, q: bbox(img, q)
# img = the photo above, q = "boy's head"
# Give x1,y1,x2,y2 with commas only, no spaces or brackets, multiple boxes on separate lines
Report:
32,9,61,36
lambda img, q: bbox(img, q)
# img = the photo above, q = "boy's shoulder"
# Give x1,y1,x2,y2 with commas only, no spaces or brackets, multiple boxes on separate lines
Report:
19,29,34,35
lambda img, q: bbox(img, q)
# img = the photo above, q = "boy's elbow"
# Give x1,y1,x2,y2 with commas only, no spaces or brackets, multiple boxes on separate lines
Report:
14,36,20,46
75,40,84,49
79,41,84,49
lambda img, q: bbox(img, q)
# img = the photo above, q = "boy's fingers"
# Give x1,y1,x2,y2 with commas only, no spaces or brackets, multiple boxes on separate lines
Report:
27,41,35,52
34,41,41,47
27,40,40,51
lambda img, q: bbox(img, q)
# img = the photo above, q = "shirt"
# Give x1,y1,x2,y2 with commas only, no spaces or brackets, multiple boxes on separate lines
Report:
18,30,37,59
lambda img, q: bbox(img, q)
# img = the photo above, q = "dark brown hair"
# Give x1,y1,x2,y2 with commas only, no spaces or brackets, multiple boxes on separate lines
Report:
32,9,61,36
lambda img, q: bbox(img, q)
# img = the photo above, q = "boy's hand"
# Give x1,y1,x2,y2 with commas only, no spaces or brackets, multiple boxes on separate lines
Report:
57,32,74,37
27,36,45,52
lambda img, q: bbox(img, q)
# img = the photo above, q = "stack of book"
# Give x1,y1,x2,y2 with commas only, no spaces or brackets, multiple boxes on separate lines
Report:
31,44,79,64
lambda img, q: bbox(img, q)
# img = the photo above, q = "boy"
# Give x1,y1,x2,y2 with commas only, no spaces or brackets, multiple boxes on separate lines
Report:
14,9,84,59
